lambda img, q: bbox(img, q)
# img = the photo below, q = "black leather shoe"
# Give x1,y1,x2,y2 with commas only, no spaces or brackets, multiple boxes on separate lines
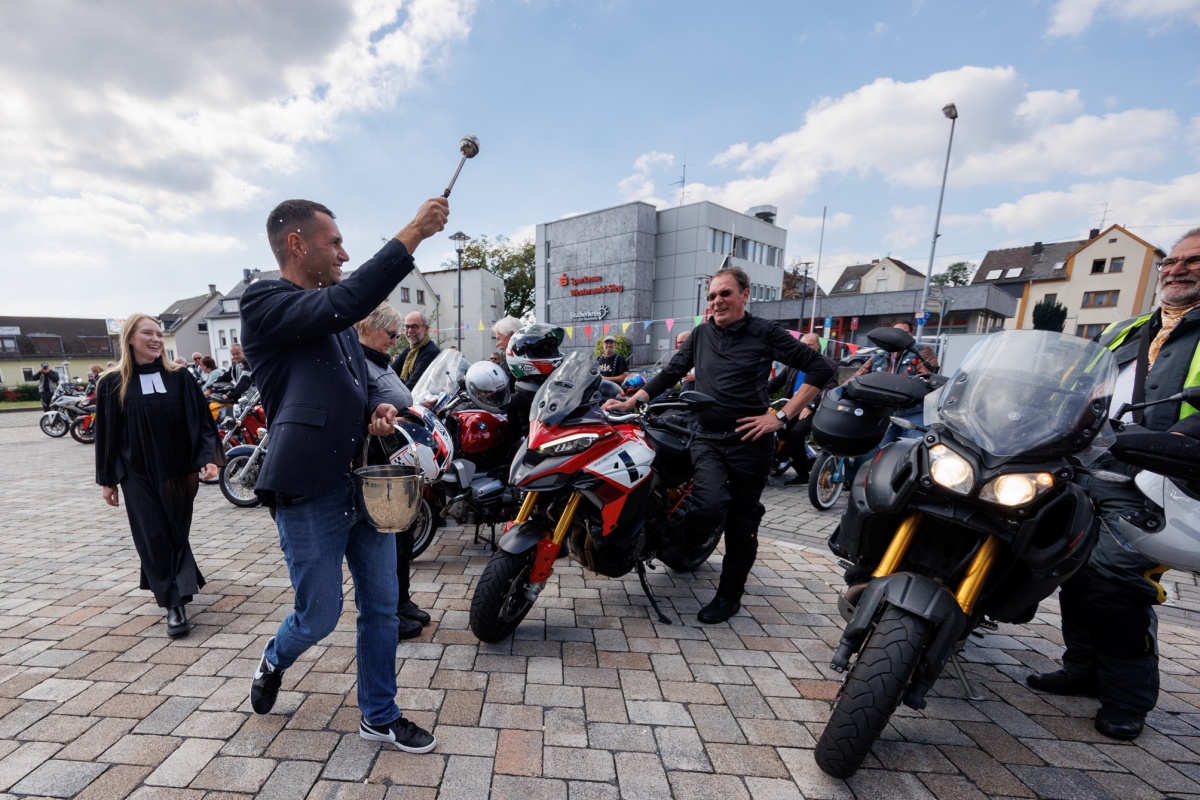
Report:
697,594,741,624
1025,669,1098,697
399,600,431,626
397,615,423,641
1096,705,1145,741
166,606,190,638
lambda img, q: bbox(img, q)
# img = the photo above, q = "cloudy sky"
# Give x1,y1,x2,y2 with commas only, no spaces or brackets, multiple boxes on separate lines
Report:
3,0,1199,318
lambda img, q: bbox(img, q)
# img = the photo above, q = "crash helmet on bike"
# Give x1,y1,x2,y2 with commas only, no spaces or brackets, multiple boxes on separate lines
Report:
372,406,454,482
622,374,646,395
810,385,893,457
506,323,566,379
465,360,510,414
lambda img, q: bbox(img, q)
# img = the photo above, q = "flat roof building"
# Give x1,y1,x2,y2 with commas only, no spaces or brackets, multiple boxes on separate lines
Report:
535,200,787,365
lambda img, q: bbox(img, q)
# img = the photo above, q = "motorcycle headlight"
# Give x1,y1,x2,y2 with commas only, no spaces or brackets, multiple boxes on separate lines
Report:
979,472,1055,507
535,433,599,456
928,444,974,495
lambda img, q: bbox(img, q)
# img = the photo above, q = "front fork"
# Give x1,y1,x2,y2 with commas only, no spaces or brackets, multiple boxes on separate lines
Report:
523,491,583,586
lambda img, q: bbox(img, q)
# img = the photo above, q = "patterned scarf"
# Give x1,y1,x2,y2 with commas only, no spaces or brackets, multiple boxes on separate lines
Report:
400,335,431,381
1148,305,1196,369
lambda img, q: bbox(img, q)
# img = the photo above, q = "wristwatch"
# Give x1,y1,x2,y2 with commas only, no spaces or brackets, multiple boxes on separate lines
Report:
775,408,788,423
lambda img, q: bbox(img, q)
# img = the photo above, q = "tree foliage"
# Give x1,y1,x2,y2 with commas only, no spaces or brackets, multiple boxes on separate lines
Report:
781,262,814,300
930,261,975,287
1031,299,1068,332
592,335,632,360
442,235,536,319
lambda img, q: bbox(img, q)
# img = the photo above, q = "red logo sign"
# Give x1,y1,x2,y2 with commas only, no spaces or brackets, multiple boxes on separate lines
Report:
558,273,568,287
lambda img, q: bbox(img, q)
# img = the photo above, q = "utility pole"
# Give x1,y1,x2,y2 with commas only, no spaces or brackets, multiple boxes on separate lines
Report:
792,261,814,330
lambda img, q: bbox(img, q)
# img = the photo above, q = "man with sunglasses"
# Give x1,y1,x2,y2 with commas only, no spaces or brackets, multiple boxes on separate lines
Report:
1027,228,1200,741
604,265,833,623
391,311,440,389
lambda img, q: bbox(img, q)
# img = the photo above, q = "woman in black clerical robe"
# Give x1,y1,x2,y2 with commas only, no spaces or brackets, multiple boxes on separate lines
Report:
96,313,221,637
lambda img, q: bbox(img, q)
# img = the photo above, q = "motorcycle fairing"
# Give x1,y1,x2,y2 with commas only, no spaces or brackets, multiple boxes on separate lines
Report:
498,517,552,555
582,433,654,490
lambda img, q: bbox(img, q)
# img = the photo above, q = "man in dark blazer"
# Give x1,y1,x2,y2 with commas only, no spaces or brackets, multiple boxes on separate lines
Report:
240,195,448,755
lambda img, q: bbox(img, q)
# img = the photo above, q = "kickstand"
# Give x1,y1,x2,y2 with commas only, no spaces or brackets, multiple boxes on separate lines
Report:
636,560,673,625
949,650,986,701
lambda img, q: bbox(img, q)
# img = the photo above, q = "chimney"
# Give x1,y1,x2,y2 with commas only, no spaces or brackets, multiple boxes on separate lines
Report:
208,284,217,295
243,269,252,282
871,259,880,264
1089,228,1100,240
1031,242,1043,256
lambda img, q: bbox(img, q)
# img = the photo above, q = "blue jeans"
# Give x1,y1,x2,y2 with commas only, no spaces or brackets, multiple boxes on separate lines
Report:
266,477,401,726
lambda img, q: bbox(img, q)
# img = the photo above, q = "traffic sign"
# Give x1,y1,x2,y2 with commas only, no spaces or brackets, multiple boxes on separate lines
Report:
824,316,833,332
914,312,930,325
850,316,859,330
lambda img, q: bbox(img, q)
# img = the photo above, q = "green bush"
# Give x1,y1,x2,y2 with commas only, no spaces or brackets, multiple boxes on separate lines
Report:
2,385,39,402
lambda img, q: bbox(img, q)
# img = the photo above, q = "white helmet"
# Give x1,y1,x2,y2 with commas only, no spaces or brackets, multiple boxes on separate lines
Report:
465,361,510,413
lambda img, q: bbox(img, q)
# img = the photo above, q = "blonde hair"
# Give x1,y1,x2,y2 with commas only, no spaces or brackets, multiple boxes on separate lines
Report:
106,313,182,407
355,302,403,340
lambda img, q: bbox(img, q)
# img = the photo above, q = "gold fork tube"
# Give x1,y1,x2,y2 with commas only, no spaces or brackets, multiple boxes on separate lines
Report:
955,535,1004,615
513,491,539,524
551,493,584,545
872,511,924,578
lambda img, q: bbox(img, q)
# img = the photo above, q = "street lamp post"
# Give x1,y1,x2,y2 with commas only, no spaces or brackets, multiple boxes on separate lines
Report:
449,231,470,352
916,103,958,341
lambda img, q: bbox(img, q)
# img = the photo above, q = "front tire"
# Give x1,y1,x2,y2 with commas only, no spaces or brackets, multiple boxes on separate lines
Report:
407,497,441,560
815,606,932,779
69,416,95,444
40,415,69,437
469,549,538,643
808,452,845,510
219,453,261,507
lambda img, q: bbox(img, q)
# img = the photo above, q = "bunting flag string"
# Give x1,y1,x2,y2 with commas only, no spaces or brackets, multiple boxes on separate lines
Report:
621,322,631,334
564,326,573,339
584,325,592,338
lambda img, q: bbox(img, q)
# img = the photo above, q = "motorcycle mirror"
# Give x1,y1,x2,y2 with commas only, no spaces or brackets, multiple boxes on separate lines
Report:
679,390,716,412
1184,386,1200,408
866,327,914,352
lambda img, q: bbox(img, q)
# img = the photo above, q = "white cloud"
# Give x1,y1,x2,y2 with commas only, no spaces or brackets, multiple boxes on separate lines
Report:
0,0,477,223
1048,0,1200,36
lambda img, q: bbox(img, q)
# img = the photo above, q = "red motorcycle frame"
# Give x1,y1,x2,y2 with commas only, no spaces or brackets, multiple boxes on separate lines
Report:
468,352,721,643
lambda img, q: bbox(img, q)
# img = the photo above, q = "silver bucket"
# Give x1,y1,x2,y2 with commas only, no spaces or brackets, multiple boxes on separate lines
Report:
354,465,423,532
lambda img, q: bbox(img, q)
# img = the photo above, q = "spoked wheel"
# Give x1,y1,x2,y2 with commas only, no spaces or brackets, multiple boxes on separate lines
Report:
219,454,261,507
40,414,69,437
469,549,538,643
658,523,723,572
808,451,846,511
815,605,932,779
408,497,441,560
69,416,95,444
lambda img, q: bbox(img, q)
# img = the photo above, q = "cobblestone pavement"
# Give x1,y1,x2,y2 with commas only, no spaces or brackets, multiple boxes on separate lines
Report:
5,418,1200,799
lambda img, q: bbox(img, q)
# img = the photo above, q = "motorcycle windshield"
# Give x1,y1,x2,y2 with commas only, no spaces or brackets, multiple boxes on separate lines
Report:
529,351,603,426
935,330,1116,457
411,350,466,405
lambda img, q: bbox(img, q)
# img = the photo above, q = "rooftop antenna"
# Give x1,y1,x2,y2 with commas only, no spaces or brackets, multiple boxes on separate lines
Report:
1093,201,1111,231
670,164,689,206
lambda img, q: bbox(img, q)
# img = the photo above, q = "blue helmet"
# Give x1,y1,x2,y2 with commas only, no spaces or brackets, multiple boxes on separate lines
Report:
622,374,646,392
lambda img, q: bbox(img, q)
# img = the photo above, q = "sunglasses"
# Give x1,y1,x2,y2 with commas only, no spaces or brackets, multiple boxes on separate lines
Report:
386,330,400,340
706,288,737,302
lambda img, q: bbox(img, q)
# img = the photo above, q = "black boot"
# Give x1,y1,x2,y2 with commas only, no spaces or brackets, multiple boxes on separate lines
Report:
1095,705,1145,740
697,593,741,624
399,600,431,626
166,605,190,638
397,614,423,641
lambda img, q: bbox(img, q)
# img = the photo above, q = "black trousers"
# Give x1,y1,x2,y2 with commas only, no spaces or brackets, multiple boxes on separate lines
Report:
1057,471,1165,715
777,415,814,478
394,529,413,609
40,391,53,411
685,430,773,599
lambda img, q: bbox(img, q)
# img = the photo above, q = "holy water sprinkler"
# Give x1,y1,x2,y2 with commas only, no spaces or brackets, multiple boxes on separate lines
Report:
443,135,480,198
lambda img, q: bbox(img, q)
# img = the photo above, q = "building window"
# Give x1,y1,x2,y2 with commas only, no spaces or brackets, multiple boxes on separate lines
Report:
166,349,175,361
22,367,35,382
30,335,64,354
1076,323,1105,340
876,277,888,292
1043,294,1057,306
401,287,411,302
219,331,227,347
1004,268,1022,278
0,336,17,353
1091,259,1106,274
231,330,238,345
707,228,732,256
1110,257,1124,273
81,336,111,354
417,290,425,304
223,298,239,313
985,269,1002,280
1082,290,1120,308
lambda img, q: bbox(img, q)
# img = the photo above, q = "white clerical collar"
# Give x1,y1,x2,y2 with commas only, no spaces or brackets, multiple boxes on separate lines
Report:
139,372,168,395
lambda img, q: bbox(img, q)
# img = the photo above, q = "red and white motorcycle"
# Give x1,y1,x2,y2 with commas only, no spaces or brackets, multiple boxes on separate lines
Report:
468,351,722,643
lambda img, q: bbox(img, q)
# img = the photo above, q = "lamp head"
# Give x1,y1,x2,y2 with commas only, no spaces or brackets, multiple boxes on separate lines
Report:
459,135,480,158
942,103,958,120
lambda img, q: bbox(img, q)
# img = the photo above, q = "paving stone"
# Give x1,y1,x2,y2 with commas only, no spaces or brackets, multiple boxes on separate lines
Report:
322,733,380,782
190,755,277,793
73,764,153,800
495,729,542,777
667,771,748,800
615,752,671,800
655,726,712,772
142,737,224,787
11,759,109,797
439,754,494,797
588,722,657,753
0,742,64,792
704,743,789,778
1008,765,1118,799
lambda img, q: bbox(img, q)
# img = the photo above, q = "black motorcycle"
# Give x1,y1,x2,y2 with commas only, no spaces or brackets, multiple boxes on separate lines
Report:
811,327,1116,778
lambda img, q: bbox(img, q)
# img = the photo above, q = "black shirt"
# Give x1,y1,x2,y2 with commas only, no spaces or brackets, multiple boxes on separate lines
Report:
597,353,629,379
644,312,834,431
